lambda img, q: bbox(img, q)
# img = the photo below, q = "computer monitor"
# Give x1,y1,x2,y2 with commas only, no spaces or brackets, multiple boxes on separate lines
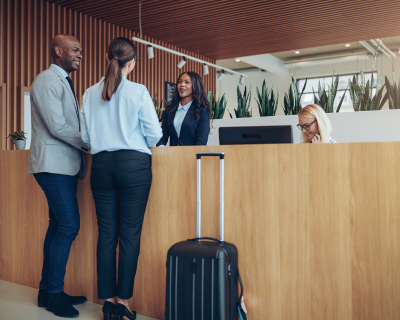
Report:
219,125,293,145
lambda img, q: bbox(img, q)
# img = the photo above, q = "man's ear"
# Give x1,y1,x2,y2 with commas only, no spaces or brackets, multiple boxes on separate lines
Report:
54,46,63,58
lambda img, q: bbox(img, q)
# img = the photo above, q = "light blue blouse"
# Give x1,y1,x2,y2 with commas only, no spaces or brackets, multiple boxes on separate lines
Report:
173,100,193,138
80,76,162,155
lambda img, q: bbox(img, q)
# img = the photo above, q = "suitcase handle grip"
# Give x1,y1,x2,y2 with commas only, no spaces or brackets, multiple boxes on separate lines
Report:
187,237,224,243
196,151,225,159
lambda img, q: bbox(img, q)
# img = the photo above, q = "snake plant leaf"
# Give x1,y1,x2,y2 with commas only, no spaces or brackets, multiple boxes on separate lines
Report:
283,94,289,115
393,81,398,108
396,82,400,109
360,70,365,94
380,90,389,110
336,89,347,113
327,83,333,113
275,91,279,115
364,80,370,104
389,94,394,109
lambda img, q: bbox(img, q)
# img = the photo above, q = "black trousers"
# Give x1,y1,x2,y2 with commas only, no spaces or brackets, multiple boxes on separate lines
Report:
90,149,152,299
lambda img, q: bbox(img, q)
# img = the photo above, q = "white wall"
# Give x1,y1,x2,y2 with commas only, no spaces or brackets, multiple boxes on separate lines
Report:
216,53,399,119
207,109,400,145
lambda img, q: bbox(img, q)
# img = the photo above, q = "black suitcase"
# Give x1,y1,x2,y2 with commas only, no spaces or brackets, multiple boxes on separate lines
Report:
165,151,244,320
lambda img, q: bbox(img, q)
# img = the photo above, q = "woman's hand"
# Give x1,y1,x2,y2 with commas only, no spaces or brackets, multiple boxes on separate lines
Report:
310,134,321,143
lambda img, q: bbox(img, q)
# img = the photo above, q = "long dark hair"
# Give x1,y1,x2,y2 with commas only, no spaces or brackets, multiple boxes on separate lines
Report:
170,71,213,123
102,37,137,101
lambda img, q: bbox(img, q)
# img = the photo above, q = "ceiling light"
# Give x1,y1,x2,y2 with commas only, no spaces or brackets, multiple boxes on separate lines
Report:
203,64,209,75
177,57,186,68
295,51,300,54
235,58,241,62
345,44,351,47
217,70,225,80
147,45,154,59
239,76,245,85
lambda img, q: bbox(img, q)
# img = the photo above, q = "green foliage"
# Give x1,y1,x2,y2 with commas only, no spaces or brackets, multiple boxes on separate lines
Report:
207,91,227,119
282,77,307,115
255,80,279,116
313,72,346,113
7,130,27,143
228,85,252,118
349,71,388,111
149,93,165,122
384,75,400,109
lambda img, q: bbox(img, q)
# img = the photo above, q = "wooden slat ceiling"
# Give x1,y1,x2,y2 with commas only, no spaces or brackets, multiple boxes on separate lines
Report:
46,0,400,60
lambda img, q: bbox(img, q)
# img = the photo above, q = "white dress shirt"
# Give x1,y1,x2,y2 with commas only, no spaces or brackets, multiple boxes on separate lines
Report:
80,76,162,155
51,63,69,78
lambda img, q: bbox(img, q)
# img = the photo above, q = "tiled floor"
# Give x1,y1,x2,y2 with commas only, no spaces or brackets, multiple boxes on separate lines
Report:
0,280,159,320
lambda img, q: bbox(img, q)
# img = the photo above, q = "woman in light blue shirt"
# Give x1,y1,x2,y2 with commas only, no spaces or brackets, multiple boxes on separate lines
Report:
80,37,161,320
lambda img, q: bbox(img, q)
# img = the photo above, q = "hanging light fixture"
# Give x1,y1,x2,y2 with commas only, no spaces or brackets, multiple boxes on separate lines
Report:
147,45,154,59
217,70,225,80
132,37,248,79
203,64,209,75
239,76,245,85
177,57,186,68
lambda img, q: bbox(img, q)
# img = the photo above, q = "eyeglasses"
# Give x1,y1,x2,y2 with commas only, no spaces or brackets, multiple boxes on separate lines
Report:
297,119,316,131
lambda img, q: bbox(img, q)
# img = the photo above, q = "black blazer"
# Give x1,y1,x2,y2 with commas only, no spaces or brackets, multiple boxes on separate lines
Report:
157,102,210,146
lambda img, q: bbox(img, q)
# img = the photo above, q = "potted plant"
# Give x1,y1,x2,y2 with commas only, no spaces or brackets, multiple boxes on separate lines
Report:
282,77,307,115
349,71,387,111
207,91,227,119
313,72,346,113
384,75,400,109
255,80,279,116
228,85,252,118
7,130,27,150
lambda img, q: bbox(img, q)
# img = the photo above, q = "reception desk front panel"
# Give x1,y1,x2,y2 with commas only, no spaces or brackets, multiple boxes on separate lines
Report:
1,143,399,320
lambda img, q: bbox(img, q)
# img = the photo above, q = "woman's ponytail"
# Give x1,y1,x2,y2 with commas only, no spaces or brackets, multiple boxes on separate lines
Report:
101,37,137,101
102,57,122,101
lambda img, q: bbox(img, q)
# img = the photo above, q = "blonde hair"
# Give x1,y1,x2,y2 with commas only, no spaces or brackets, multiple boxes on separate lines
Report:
298,104,332,143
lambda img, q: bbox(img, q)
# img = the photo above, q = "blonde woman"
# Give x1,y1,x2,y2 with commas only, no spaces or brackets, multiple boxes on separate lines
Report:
297,104,337,143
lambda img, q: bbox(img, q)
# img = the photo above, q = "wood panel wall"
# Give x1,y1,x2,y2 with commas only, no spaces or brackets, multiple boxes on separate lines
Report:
1,143,400,320
0,0,216,150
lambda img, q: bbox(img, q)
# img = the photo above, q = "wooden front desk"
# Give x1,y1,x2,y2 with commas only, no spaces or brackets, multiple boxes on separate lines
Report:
1,143,400,320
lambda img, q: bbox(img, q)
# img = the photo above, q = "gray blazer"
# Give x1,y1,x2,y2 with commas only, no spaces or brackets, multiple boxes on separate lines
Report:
27,65,91,176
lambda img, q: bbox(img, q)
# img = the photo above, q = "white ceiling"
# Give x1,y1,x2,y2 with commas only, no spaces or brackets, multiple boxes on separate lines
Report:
217,35,400,71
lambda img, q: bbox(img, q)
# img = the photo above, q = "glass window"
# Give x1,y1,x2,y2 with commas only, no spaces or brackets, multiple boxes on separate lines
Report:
23,91,31,149
297,72,377,113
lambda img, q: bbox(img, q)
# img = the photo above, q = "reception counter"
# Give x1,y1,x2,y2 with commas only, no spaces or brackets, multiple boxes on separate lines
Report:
1,143,400,320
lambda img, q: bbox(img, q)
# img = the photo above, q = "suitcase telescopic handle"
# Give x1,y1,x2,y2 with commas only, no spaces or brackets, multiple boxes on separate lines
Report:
196,151,225,241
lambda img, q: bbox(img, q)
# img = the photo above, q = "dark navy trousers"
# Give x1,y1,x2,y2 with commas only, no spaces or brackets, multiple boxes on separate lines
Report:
90,149,152,300
33,172,80,293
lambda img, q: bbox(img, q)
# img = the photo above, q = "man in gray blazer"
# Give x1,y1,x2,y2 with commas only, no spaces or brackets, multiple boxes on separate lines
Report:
28,34,90,318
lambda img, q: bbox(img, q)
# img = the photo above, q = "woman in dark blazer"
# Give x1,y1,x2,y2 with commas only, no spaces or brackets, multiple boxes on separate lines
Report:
157,71,212,146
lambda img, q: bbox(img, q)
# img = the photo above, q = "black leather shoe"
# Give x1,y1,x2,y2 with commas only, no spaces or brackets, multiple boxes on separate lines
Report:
38,289,47,307
64,292,87,305
38,289,87,307
115,303,136,320
102,301,116,320
46,292,79,318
